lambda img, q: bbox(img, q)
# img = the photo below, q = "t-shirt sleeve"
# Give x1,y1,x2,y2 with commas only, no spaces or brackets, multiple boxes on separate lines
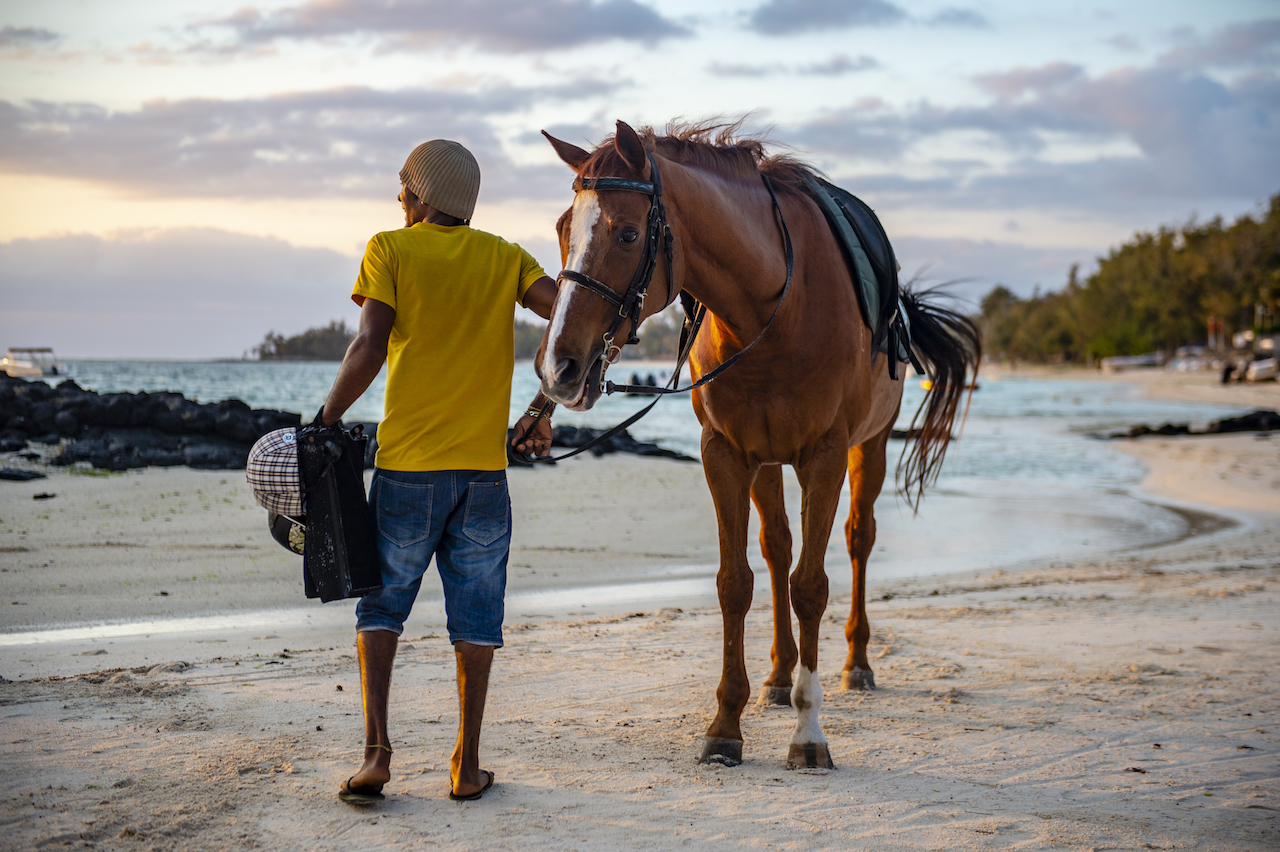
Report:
513,243,549,304
352,234,396,310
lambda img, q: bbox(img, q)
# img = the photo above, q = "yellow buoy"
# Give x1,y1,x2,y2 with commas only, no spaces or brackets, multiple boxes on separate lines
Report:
919,379,933,391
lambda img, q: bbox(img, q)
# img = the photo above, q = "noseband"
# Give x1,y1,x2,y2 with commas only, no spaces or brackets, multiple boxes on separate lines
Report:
557,151,676,368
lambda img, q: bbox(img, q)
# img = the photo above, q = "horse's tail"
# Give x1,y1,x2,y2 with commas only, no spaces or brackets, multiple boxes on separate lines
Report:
896,287,983,510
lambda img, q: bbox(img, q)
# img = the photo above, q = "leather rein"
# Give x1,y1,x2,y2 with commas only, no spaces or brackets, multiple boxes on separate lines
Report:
514,152,795,463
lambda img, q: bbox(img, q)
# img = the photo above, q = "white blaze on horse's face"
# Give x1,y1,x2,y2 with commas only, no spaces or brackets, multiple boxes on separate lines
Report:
542,190,603,405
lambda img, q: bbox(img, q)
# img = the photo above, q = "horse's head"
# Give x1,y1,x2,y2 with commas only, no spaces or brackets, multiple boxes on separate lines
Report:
537,120,674,410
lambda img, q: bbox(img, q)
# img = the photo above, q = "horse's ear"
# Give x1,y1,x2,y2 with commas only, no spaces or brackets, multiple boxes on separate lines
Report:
542,130,590,171
614,120,648,176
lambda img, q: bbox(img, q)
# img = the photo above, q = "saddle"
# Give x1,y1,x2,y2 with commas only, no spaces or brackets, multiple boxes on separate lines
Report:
801,176,915,378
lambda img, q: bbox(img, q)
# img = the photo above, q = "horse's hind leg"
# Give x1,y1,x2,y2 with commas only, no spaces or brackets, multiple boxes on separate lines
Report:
752,464,796,707
698,434,758,766
787,442,848,769
841,425,890,690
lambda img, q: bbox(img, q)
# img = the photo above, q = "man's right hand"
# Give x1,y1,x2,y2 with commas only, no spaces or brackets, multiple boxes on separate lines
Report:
511,414,553,457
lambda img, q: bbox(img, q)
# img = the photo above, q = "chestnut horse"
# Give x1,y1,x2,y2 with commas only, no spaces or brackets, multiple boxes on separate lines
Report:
537,121,980,768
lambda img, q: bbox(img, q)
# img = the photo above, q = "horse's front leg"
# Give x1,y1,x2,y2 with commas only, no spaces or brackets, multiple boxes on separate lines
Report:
787,441,848,769
698,432,758,766
751,464,797,707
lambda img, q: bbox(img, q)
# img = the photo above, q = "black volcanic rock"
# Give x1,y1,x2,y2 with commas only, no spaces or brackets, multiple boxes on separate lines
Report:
0,377,308,471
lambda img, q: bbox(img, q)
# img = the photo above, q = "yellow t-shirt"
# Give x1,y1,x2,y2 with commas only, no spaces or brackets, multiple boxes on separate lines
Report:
351,222,547,472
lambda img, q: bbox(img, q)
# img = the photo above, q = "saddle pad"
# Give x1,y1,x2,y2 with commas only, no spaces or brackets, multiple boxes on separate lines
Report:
801,175,900,349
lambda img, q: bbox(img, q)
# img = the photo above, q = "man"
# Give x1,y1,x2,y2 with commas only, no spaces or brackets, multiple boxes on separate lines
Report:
319,139,557,804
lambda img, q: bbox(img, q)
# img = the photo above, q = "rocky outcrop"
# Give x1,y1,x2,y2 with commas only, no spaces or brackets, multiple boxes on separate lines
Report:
1098,409,1280,440
2,376,692,472
0,376,303,471
505,424,696,464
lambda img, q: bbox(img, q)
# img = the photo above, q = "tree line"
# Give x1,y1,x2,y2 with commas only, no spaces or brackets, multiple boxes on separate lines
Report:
977,192,1280,363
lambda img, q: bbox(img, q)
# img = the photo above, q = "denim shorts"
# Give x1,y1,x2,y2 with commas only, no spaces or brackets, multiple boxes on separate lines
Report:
355,468,510,647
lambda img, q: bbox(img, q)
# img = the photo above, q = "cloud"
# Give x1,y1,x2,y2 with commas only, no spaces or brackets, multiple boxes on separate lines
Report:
0,25,59,49
1103,34,1139,52
747,0,905,36
972,62,1085,98
794,50,1280,215
0,229,359,359
708,61,786,78
707,54,877,78
204,0,689,53
926,8,990,29
799,54,879,75
1160,17,1280,68
0,82,616,201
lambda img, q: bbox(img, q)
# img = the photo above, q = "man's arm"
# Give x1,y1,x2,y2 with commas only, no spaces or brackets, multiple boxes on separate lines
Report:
320,297,395,426
512,274,557,455
520,276,558,321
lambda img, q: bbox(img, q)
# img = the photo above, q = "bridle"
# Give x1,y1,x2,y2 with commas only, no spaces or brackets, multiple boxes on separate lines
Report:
556,150,676,378
514,151,795,465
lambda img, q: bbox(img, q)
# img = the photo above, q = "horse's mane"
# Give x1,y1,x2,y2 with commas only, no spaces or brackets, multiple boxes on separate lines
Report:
582,119,819,190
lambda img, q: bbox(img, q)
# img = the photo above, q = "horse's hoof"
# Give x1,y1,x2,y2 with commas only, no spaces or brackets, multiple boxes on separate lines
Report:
757,685,792,707
786,742,835,770
699,737,743,766
841,667,876,691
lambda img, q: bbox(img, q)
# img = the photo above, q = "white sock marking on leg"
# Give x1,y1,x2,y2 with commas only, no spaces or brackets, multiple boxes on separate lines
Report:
790,665,827,745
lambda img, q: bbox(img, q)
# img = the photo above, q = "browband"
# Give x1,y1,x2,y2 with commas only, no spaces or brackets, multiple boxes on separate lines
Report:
573,177,656,194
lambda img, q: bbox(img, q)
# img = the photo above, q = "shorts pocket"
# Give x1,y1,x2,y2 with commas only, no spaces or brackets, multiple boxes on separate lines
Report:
462,478,510,547
375,478,432,548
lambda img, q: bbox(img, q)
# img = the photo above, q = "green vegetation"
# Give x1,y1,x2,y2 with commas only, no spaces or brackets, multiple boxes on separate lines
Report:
514,319,544,360
977,193,1280,363
254,320,354,361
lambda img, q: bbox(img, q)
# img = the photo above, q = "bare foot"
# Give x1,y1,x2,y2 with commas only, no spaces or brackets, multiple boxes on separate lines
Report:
340,745,392,799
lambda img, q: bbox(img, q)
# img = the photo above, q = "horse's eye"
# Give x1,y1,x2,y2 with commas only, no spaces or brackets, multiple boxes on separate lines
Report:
619,229,639,244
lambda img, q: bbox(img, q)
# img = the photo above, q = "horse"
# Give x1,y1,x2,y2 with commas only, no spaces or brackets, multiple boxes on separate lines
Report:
536,120,981,769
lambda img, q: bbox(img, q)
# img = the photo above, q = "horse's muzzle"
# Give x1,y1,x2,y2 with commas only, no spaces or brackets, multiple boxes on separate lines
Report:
541,353,604,411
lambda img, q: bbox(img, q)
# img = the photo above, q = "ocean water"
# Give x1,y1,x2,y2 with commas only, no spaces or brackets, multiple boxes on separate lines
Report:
51,358,1246,589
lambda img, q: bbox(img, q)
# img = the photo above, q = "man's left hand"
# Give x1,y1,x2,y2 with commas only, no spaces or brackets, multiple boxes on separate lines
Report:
511,414,552,456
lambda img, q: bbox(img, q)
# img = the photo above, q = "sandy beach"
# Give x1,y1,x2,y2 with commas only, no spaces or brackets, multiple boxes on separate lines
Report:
2,370,1277,850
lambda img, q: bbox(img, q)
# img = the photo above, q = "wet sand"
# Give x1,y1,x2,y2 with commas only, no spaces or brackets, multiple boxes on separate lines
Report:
1,371,1278,850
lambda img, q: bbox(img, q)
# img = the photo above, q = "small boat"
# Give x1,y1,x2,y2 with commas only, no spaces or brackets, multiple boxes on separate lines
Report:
1,348,67,378
1245,358,1277,382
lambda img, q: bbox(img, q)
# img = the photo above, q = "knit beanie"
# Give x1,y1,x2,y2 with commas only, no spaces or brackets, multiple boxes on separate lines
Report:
399,140,481,221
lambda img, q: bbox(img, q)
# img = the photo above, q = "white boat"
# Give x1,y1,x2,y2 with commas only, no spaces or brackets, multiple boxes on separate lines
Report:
1245,358,1277,382
1,348,67,379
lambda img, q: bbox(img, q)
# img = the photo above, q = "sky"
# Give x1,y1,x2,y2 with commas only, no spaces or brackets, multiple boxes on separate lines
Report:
0,0,1277,358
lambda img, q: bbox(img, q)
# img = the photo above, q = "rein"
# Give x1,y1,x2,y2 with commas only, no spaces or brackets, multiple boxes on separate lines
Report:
514,156,795,464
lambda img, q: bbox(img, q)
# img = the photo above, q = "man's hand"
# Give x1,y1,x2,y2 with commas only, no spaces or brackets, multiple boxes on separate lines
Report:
511,413,553,457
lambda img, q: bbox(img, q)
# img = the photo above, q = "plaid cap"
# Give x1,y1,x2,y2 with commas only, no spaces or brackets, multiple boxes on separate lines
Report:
246,428,302,515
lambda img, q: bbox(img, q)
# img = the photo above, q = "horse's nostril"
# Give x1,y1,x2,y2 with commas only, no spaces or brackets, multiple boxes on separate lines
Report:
554,357,581,385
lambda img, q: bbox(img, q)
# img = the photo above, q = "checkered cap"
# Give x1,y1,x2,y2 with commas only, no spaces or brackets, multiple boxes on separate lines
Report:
246,428,302,516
